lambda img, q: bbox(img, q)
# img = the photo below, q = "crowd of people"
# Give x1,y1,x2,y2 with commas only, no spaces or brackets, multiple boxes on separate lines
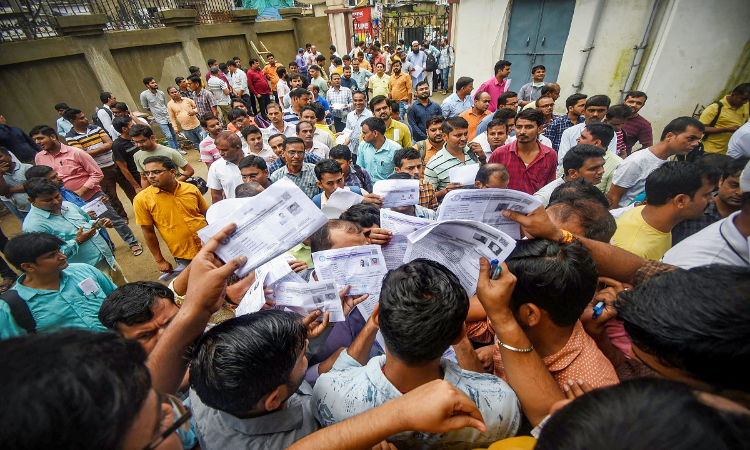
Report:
1,33,750,450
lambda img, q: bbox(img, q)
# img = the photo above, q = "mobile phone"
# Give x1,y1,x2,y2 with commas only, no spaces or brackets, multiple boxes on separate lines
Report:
94,219,104,229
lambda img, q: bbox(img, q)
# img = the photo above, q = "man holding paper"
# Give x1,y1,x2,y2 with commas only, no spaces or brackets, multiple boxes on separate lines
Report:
269,137,322,199
424,116,486,197
312,159,365,209
357,117,402,183
208,131,244,203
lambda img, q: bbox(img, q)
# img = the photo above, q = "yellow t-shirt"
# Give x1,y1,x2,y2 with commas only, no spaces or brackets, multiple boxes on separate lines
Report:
368,74,390,98
385,119,413,148
612,205,672,260
699,97,750,154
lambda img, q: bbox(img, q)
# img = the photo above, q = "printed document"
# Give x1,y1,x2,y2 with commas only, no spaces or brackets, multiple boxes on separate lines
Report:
379,209,434,270
275,279,345,322
321,187,363,219
373,179,420,208
313,244,388,296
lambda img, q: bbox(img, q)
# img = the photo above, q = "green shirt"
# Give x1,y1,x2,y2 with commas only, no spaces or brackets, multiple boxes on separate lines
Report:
133,144,188,174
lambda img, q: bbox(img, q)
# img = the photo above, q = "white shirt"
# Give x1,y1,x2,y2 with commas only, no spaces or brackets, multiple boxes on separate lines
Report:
207,76,230,105
206,157,242,199
227,69,248,95
277,79,290,101
662,211,749,269
268,121,297,138
728,121,750,158
97,105,119,140
245,144,276,161
312,351,521,449
345,108,373,154
610,148,666,207
533,176,566,207
558,122,617,169
313,128,335,149
308,140,330,159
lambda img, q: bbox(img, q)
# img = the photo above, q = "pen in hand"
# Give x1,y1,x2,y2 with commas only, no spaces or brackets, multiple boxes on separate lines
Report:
591,301,605,319
489,259,502,280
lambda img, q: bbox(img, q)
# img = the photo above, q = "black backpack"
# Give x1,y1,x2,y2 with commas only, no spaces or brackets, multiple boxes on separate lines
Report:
92,106,113,129
677,101,722,162
0,290,36,334
426,52,438,72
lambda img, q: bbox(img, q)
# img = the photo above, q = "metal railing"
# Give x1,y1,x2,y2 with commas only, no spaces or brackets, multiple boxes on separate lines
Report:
0,0,236,42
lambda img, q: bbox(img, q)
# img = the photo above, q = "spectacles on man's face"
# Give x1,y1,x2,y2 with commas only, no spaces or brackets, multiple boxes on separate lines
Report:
143,169,167,177
142,392,192,450
286,150,305,158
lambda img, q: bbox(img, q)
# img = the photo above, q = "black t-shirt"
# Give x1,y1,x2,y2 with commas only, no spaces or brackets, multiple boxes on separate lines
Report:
112,137,140,179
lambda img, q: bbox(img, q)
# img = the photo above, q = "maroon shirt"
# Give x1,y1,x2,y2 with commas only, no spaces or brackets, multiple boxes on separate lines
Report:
622,114,653,151
247,68,272,95
488,139,557,195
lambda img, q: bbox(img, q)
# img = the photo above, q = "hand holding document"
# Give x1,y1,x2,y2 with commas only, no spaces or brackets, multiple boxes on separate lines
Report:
321,187,363,219
437,188,543,239
235,254,305,316
275,279,345,322
197,178,328,277
81,197,108,216
372,179,420,208
335,128,353,145
448,164,480,186
205,198,250,224
235,277,267,317
404,219,516,297
379,209,434,270
313,244,388,296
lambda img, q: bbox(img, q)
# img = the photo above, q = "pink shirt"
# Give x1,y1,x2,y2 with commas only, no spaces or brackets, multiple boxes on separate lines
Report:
34,144,103,201
478,77,510,113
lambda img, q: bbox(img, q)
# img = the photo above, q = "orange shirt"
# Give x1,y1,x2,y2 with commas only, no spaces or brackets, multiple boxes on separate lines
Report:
460,108,491,141
262,63,283,92
360,59,373,72
389,72,412,102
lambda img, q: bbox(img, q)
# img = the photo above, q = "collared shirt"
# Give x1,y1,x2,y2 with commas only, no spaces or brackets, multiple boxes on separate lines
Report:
558,123,617,168
35,144,103,201
478,77,510,113
439,45,454,69
1,263,116,339
1,161,33,213
596,150,623,194
65,125,114,168
340,76,357,91
57,117,73,137
313,352,521,448
518,83,543,103
310,76,329,99
414,139,445,169
168,97,201,132
267,121,297,138
622,114,653,151
262,62,283,91
277,79,290,101
662,211,749,269
288,242,313,267
307,140,330,159
358,138,402,183
544,114,584,151
207,76,230,105
192,88,217,118
23,202,115,268
728,120,750,158
424,146,479,192
413,204,437,219
389,72,412,101
269,162,321,198
189,383,319,450
134,144,188,174
407,99,442,142
384,119,412,148
672,200,724,245
610,147,666,207
97,105,119,140
296,54,308,72
268,152,321,175
283,107,301,126
368,73,390,98
227,68,248,95
343,165,374,193
441,92,474,118
139,89,171,124
326,86,353,119
699,96,750,154
350,69,373,92
207,158,242,199
533,176,565,207
134,181,208,259
199,135,221,164
345,108,373,154
488,139,557,195
612,205,672,260
247,68,272,95
418,179,439,210
460,108,491,140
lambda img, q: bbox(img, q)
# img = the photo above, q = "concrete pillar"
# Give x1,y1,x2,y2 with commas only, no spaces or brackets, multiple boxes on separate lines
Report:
324,0,350,52
74,35,137,108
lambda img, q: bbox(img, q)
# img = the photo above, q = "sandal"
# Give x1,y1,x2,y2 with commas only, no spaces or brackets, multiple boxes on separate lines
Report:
0,278,14,294
131,244,144,256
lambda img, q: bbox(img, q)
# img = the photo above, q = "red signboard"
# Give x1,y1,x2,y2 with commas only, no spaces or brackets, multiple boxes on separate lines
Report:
352,7,374,43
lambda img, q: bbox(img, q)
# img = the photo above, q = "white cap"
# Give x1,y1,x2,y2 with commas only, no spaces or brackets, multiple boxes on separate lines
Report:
740,158,750,192
411,40,419,46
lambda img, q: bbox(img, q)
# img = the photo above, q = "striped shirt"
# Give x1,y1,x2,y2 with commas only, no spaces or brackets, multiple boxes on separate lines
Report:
424,147,479,192
65,125,114,168
283,107,301,126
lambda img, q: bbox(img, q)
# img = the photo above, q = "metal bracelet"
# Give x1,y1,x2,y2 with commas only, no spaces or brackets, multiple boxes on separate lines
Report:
495,336,534,353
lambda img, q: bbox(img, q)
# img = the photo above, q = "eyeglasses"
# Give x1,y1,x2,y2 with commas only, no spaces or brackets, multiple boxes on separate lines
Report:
143,170,167,176
286,151,306,157
142,392,192,450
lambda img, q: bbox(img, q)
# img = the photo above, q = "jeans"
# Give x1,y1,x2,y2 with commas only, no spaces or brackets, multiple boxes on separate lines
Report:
1,199,26,222
89,191,139,247
174,257,192,268
398,101,408,122
242,93,258,116
441,68,451,91
184,126,205,148
158,122,179,149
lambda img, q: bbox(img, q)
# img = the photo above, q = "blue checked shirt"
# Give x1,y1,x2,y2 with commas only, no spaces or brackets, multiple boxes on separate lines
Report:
326,87,353,120
268,152,322,175
269,163,321,198
545,114,584,151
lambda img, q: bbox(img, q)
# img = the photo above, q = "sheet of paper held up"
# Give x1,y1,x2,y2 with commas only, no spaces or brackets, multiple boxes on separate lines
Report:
234,254,306,317
373,179,420,208
197,177,328,277
275,279,345,322
437,188,543,239
321,187,363,219
81,197,108,216
449,164,480,186
379,209,434,270
205,198,251,224
335,128,353,145
404,219,516,297
313,244,388,296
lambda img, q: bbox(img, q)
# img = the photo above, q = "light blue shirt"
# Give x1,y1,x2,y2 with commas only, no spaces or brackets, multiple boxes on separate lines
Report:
406,50,427,77
1,161,33,213
350,68,373,92
22,201,115,269
344,108,373,154
313,351,521,449
0,263,115,339
441,92,474,118
357,138,401,183
57,116,73,137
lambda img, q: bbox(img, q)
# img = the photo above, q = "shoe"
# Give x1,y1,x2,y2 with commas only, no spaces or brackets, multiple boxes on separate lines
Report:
178,149,188,155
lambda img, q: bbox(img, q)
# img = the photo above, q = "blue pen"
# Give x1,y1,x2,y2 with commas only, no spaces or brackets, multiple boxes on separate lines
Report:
591,301,606,319
491,264,503,280
489,259,498,277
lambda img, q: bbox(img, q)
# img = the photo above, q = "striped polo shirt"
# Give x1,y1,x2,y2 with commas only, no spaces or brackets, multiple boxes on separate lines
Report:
65,125,114,168
423,146,479,192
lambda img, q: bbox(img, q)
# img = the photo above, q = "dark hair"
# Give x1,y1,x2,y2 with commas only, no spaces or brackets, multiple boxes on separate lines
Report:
0,146,8,156
660,116,706,141
475,163,509,184
296,120,313,134
731,83,750,95
625,90,648,101
329,144,352,161
309,219,363,252
455,76,474,91
0,330,151,449
207,58,217,66
535,378,750,450
290,87,310,100
562,144,606,174
4,232,66,271
29,125,56,139
99,281,176,331
516,108,544,126
540,84,558,96
112,102,129,112
492,107,518,125
531,64,546,73
142,155,176,171
233,99,246,109
142,77,155,86
379,259,469,365
99,92,112,104
497,91,518,108
128,124,153,139
54,102,69,111
112,116,131,134
606,104,632,120
369,95,388,112
190,311,307,416
199,113,220,128
189,66,200,74
585,95,611,109
339,203,380,228
493,60,511,74
565,93,588,110
225,60,236,68
393,148,421,168
644,161,721,206
276,66,287,79
240,125,262,140
585,122,615,147
616,265,750,392
506,239,598,327
235,182,265,198
62,108,82,122
23,178,58,202
722,156,750,180
24,164,54,180
329,44,337,51
416,80,429,91
227,107,248,122
388,172,413,181
362,117,386,136
238,155,268,171
268,133,286,146
310,102,326,121
696,153,734,174
285,136,305,149
546,198,617,242
187,75,201,84
548,177,610,209
441,116,469,134
486,118,508,133
314,159,343,180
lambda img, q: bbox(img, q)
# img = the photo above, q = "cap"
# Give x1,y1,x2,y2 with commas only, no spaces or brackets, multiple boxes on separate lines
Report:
298,48,304,52
411,40,419,46
210,66,219,73
383,43,390,48
741,159,750,192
